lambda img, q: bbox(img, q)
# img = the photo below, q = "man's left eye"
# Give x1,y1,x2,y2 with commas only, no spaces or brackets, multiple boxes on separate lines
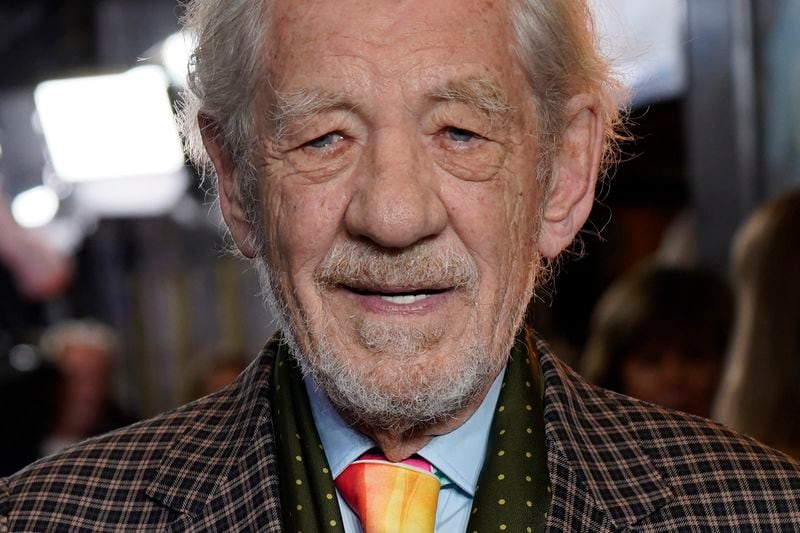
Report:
443,127,479,143
304,132,344,149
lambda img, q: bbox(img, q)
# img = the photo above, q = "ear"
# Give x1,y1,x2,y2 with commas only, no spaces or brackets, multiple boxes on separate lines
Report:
199,114,258,258
537,94,604,259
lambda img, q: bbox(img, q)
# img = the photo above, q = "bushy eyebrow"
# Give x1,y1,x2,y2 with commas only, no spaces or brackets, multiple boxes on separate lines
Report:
427,76,513,120
269,88,357,142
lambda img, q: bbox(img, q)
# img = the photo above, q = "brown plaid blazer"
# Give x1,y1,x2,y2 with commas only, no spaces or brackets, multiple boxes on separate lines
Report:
3,333,800,531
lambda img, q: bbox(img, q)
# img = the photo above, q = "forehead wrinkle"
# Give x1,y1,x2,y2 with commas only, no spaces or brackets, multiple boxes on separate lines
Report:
269,87,360,141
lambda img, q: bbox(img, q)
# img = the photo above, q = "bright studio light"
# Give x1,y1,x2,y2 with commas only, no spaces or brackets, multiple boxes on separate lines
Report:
11,186,60,228
34,66,185,183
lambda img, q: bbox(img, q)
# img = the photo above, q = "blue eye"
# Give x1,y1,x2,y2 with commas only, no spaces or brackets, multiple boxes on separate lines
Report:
306,132,343,149
444,127,478,143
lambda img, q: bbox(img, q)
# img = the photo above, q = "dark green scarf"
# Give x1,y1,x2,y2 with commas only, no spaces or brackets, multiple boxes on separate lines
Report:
270,328,550,532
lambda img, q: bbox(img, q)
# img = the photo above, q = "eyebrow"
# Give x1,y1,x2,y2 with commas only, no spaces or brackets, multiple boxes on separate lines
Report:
268,88,358,142
268,75,514,141
427,76,513,119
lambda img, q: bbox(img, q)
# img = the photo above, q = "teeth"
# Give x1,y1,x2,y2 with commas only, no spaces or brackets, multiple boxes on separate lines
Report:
379,293,430,304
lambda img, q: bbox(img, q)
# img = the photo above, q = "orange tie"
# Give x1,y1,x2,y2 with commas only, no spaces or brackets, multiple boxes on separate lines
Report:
335,453,441,533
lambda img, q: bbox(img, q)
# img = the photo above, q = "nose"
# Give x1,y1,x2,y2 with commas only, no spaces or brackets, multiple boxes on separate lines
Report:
344,128,447,248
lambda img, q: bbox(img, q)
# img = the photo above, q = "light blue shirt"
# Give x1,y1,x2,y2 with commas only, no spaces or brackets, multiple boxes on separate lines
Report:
304,369,505,532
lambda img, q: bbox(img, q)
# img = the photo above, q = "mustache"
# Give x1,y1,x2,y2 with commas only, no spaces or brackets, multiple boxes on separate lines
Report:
314,240,479,292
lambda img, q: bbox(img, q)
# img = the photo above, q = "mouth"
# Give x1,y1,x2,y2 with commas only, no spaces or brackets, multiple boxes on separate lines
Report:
341,285,454,313
349,286,450,303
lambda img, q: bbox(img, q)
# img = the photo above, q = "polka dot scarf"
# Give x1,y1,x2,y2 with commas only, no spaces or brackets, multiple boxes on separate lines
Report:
270,328,550,532
465,329,551,532
271,343,343,531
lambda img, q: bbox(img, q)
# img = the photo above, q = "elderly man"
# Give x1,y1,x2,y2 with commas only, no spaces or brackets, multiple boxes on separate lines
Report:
3,0,799,531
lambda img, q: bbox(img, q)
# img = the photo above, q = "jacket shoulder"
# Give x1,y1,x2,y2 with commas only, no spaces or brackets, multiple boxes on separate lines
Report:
539,340,800,530
0,389,234,531
611,387,800,528
611,383,800,476
583,370,800,477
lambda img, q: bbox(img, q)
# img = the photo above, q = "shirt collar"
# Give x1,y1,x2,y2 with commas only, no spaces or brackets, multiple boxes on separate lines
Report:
304,367,505,496
304,377,373,479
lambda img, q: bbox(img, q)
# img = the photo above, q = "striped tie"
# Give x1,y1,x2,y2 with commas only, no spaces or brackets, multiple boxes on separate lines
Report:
335,452,441,533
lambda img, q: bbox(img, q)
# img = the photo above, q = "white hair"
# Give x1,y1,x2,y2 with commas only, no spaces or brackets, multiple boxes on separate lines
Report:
510,0,624,179
177,0,269,234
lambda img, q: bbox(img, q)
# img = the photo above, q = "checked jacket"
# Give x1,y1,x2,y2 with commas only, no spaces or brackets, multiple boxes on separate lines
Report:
2,331,800,531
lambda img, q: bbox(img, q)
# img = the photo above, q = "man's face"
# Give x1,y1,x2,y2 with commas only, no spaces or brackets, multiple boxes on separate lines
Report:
252,0,547,431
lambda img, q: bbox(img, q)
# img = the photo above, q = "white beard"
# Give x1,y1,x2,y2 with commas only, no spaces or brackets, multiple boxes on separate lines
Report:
255,239,536,434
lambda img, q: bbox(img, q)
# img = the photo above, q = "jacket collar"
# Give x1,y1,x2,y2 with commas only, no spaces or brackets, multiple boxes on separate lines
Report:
535,333,674,529
145,341,276,517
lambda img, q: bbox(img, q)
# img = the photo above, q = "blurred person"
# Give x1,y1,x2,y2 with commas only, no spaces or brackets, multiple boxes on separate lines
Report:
0,190,73,302
2,1,800,531
582,263,733,418
38,320,136,455
0,188,74,474
714,189,800,459
192,350,250,398
0,188,73,359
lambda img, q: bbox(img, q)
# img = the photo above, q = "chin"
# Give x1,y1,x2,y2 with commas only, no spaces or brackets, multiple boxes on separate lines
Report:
293,316,506,434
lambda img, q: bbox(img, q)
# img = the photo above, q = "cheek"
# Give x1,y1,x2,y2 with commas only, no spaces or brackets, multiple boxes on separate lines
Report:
443,182,508,264
438,129,540,224
264,182,350,287
490,145,543,256
442,176,539,302
433,141,507,183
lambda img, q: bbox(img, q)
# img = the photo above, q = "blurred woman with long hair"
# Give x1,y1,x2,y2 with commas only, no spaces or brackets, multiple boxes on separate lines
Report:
714,189,800,459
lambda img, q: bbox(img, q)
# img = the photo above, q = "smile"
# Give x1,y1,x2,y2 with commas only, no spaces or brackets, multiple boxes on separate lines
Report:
341,286,453,314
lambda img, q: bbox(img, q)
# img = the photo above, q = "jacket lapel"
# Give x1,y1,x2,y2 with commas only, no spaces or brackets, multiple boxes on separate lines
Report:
145,342,281,529
536,334,674,530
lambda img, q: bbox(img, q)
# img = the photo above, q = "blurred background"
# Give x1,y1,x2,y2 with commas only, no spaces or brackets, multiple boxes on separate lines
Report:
0,0,798,473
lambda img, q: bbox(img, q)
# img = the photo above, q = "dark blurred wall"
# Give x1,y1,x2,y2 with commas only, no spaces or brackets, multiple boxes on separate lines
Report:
0,1,180,90
95,0,181,67
0,2,96,89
